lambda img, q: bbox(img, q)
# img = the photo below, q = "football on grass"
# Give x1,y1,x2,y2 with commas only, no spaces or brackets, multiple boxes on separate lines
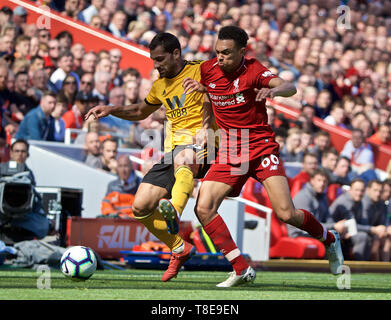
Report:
60,246,97,281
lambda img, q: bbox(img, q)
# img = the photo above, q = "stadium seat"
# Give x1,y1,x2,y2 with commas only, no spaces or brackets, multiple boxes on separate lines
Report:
242,179,325,259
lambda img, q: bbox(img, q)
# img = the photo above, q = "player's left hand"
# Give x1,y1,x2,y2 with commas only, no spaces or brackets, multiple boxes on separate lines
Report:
254,88,275,101
183,77,207,94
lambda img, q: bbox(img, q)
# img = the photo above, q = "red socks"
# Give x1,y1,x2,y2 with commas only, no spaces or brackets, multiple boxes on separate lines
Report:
203,214,249,275
300,209,335,246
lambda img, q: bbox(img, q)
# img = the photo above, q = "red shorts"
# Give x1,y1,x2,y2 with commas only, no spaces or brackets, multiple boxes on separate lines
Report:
202,153,286,197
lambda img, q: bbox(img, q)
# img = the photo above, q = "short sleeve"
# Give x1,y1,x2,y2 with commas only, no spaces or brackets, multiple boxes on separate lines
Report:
144,81,162,105
253,61,279,88
200,62,208,87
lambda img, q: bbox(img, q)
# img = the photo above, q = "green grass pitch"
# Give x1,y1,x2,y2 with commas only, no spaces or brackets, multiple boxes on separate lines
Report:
0,267,390,300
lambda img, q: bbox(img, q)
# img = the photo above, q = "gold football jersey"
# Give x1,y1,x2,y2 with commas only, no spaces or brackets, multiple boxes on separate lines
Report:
145,60,216,153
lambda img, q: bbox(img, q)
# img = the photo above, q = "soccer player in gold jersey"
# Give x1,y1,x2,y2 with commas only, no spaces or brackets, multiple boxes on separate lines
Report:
85,33,217,282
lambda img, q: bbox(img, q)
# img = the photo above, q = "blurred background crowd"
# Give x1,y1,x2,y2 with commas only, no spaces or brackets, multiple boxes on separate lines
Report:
0,0,390,260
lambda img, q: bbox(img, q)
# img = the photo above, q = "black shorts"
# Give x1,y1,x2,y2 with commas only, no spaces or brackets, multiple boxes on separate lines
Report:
141,144,215,198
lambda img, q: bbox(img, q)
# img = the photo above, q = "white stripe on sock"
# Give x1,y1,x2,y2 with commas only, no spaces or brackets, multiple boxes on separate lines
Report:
225,248,241,261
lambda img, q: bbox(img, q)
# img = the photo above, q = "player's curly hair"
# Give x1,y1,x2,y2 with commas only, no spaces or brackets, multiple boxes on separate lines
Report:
149,32,181,55
218,26,249,48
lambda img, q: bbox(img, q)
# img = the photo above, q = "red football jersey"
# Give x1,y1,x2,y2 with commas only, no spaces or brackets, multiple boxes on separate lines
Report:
201,57,280,162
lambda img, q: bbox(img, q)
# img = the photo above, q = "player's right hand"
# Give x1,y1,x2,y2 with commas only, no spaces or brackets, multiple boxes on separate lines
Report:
84,105,111,120
183,77,207,94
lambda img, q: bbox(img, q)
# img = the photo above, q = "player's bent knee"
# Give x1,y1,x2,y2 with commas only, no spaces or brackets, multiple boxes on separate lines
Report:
194,202,215,225
132,201,153,218
276,208,296,224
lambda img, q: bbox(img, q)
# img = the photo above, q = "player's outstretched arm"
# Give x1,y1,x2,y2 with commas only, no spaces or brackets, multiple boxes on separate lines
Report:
85,101,161,121
183,77,208,94
254,77,297,101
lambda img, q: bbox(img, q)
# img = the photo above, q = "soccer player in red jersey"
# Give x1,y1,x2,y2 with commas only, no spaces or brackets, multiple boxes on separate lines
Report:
183,26,344,287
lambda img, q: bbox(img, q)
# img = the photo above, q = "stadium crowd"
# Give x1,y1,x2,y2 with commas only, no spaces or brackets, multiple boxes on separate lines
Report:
0,0,390,261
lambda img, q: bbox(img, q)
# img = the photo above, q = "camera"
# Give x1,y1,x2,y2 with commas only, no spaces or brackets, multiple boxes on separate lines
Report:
0,162,34,219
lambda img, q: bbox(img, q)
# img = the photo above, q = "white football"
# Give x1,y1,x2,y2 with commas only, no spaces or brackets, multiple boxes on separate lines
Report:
60,246,97,281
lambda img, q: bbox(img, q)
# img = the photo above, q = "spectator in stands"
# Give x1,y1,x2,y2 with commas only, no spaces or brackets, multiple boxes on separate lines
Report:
368,124,391,147
51,99,67,142
361,180,389,261
367,109,380,133
320,148,339,183
37,28,51,45
61,0,81,19
28,56,45,81
314,90,332,120
57,74,78,110
101,154,141,218
279,127,303,163
55,31,74,53
14,35,30,60
12,71,38,120
123,79,139,105
99,86,130,135
299,129,312,154
8,139,35,184
79,0,104,24
0,64,15,123
79,72,94,95
31,69,49,100
15,91,56,141
90,14,103,30
332,156,352,187
47,39,61,65
274,127,287,152
97,49,110,61
357,116,374,139
382,180,391,262
382,179,391,218
83,131,101,167
379,107,390,127
301,86,318,107
98,7,111,31
153,13,168,34
290,152,319,198
63,91,98,130
324,103,347,129
108,10,127,39
121,67,141,85
0,34,15,56
12,6,27,35
30,37,41,57
340,128,376,181
289,168,338,239
92,71,110,104
70,43,85,69
50,50,80,92
95,57,111,74
329,178,371,261
104,0,120,15
308,131,331,164
109,48,122,65
76,52,98,78
0,6,12,26
98,137,118,174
